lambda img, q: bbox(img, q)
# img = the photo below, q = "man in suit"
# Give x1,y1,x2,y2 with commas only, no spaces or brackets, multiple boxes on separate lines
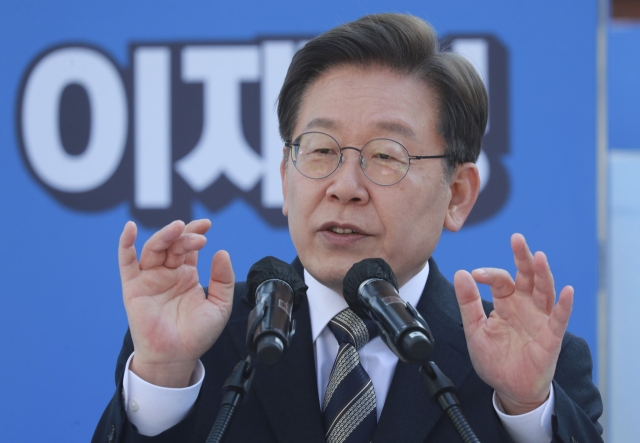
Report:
93,13,603,443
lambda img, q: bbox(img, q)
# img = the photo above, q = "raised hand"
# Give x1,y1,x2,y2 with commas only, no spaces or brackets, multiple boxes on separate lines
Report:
453,233,573,415
118,219,235,387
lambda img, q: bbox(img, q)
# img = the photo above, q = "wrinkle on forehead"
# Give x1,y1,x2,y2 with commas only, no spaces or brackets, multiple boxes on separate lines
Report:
374,121,416,140
301,117,417,142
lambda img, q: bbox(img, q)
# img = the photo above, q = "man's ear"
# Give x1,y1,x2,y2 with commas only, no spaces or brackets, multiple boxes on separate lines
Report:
444,162,480,232
281,147,288,216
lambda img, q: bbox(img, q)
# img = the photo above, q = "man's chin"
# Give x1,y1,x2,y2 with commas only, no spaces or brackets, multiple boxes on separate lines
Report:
303,254,373,293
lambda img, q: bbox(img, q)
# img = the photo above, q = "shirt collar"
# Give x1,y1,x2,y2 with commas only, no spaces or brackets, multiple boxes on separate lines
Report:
305,262,430,343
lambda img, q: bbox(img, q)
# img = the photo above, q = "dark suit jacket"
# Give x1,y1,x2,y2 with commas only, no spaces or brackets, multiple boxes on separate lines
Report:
93,258,603,443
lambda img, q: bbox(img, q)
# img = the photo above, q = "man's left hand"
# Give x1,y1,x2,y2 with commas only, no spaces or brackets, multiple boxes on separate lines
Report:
453,233,574,415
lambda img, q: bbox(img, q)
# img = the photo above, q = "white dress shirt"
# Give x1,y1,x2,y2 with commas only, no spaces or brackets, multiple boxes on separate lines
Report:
124,262,554,442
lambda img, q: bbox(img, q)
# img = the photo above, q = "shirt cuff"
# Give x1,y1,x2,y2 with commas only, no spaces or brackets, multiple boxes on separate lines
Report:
122,352,204,436
493,385,554,443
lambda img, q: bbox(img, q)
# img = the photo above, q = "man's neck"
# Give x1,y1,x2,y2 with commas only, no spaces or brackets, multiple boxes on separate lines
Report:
304,261,430,343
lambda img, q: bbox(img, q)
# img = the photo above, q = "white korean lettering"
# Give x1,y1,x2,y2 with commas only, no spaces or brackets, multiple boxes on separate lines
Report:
134,47,172,208
21,47,127,192
176,45,262,192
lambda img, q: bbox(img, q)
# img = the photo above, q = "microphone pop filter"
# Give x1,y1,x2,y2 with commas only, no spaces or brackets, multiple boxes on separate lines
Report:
246,256,307,307
342,258,399,316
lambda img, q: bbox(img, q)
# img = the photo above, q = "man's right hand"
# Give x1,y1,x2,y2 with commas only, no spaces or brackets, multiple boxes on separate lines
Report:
118,220,235,388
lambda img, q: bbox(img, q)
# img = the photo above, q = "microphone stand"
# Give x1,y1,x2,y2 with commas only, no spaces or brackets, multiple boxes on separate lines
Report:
374,302,480,442
205,283,296,443
205,355,256,443
373,301,481,442
420,361,481,443
205,301,265,443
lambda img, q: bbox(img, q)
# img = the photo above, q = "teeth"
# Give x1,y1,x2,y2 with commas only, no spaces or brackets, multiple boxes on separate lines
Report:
331,227,358,234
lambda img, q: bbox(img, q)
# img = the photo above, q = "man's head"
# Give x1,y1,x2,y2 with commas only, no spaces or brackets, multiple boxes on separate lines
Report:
277,14,488,292
278,13,488,177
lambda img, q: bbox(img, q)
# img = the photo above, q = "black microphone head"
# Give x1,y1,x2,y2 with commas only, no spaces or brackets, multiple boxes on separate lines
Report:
246,256,307,307
343,258,399,316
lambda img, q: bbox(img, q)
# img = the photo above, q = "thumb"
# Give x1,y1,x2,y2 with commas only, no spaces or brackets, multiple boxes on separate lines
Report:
208,250,235,308
454,270,487,339
119,221,140,284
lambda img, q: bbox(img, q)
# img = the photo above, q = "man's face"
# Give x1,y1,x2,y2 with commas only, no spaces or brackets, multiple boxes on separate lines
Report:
281,65,477,293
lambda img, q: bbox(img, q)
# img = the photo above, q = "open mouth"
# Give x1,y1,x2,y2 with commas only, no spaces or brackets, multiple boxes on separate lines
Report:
329,227,360,235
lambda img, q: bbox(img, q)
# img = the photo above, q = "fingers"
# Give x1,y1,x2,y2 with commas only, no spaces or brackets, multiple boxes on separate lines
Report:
548,286,573,339
533,285,573,356
166,219,211,267
511,233,535,294
471,262,555,315
119,221,140,283
164,233,208,268
138,220,211,270
454,270,487,339
532,251,556,314
139,220,185,269
182,219,212,267
466,234,564,318
471,268,515,299
208,250,235,310
512,234,556,315
183,218,212,235
473,259,557,320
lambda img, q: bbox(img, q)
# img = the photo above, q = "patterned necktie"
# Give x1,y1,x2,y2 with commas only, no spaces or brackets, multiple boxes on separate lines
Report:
322,308,379,443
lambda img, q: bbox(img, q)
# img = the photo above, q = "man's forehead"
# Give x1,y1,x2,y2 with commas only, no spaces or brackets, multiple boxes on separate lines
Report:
294,66,434,142
302,117,338,132
300,117,418,141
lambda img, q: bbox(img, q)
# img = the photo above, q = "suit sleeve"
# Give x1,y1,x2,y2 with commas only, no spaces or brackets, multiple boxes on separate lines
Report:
91,283,253,443
91,328,133,443
91,329,206,443
551,333,604,443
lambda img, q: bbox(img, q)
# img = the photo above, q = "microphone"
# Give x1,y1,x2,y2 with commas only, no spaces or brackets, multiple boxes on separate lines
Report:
245,256,308,365
342,258,434,362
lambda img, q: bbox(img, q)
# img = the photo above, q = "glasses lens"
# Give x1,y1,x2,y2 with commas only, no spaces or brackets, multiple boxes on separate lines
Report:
361,139,410,185
293,132,341,179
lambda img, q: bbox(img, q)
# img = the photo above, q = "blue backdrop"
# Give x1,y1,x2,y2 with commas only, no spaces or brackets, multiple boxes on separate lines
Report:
0,1,598,441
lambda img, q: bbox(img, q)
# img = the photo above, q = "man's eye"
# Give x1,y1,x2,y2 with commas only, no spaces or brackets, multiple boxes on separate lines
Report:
373,152,397,161
310,148,336,155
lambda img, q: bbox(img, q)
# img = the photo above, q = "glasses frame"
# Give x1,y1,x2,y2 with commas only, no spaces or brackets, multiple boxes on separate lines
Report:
285,131,450,186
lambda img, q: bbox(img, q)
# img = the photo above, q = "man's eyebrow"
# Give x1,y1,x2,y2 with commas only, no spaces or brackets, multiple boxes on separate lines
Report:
303,118,339,132
374,121,417,140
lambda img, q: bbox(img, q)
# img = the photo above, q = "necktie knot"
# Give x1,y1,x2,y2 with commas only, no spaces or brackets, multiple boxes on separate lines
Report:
328,309,378,351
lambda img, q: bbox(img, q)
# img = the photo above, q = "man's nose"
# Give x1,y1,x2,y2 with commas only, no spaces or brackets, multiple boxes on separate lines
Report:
326,148,370,203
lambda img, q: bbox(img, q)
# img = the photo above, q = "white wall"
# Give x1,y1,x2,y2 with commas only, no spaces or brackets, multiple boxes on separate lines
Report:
607,149,640,441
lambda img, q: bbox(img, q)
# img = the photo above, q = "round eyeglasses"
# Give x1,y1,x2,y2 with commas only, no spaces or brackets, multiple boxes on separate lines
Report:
286,132,449,186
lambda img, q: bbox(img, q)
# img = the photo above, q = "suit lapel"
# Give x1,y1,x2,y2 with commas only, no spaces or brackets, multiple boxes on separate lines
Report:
374,258,475,442
227,258,326,443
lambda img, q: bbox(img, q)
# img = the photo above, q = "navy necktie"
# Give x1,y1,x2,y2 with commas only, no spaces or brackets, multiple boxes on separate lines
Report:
322,308,379,443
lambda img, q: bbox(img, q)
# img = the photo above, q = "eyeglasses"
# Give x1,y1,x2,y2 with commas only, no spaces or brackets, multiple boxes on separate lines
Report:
286,132,449,186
